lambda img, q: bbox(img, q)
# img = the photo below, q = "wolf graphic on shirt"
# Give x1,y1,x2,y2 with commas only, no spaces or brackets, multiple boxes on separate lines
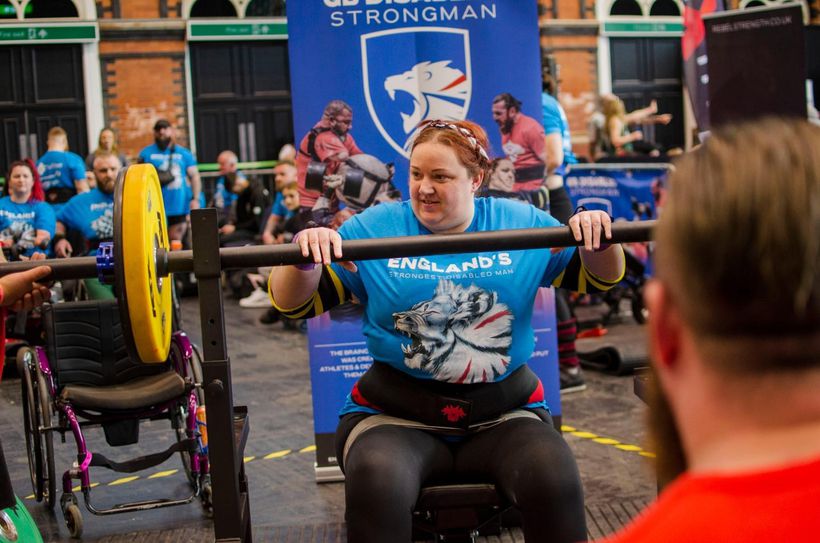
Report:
393,280,513,384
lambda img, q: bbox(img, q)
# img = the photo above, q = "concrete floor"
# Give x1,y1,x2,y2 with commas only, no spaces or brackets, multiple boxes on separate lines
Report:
0,294,657,542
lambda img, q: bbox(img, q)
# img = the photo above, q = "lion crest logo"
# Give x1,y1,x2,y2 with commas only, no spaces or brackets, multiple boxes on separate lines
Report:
393,280,513,384
362,27,472,158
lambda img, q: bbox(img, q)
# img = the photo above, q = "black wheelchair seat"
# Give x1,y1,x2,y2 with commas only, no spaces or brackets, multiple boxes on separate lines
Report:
413,482,514,542
59,372,185,411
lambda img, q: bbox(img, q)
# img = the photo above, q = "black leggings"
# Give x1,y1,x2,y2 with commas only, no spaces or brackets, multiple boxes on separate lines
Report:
337,412,587,543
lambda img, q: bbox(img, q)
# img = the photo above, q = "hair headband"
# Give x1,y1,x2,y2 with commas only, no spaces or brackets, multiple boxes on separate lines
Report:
423,120,490,162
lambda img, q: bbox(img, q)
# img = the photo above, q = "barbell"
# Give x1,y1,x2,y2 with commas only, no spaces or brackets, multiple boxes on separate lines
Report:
0,164,656,365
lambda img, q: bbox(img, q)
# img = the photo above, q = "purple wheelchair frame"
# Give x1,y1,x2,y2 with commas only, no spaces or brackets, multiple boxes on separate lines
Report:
35,330,209,515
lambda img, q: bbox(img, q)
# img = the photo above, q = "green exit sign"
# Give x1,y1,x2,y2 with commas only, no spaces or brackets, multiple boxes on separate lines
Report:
188,19,287,41
603,21,684,35
0,23,98,43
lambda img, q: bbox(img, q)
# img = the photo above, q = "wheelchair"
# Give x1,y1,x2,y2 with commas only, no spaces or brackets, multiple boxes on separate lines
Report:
19,298,211,538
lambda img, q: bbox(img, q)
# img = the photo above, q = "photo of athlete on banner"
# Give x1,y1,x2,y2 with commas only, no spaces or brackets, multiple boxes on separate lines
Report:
295,99,402,227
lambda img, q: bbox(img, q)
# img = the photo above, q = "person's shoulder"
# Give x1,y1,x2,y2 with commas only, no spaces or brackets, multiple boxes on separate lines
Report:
138,144,156,156
339,201,409,238
67,151,84,162
33,199,54,212
478,196,554,227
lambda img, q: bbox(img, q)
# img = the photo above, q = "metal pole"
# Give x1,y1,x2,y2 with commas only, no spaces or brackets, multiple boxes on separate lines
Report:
165,220,657,274
0,221,656,279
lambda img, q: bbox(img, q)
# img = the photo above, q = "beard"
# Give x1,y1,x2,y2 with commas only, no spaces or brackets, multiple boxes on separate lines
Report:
497,118,514,135
646,369,688,489
155,136,172,151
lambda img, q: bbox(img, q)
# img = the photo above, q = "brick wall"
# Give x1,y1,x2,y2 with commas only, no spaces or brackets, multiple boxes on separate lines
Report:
99,40,188,160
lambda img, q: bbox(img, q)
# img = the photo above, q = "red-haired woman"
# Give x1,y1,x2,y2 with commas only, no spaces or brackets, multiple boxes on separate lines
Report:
0,159,55,259
270,120,626,542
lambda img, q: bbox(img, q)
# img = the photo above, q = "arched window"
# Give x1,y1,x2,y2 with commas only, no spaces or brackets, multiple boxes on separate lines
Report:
649,0,681,15
743,0,767,6
190,0,238,18
26,0,80,18
610,0,644,15
245,0,286,17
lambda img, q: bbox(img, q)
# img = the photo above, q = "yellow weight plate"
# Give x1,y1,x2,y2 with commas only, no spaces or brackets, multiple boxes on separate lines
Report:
115,164,172,363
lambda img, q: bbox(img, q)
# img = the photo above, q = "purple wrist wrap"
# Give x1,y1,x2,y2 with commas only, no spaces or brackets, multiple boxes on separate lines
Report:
292,232,317,271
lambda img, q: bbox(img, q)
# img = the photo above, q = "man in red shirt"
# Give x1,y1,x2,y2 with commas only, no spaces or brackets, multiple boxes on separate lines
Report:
491,93,547,191
296,100,363,214
605,118,820,543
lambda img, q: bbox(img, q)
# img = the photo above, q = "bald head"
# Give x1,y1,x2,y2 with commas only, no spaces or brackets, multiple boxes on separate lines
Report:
217,151,238,175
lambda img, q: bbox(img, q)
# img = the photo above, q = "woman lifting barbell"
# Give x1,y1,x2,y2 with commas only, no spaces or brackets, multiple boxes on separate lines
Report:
270,119,626,543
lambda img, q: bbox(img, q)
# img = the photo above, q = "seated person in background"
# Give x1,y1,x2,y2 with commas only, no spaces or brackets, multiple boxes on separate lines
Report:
270,181,307,243
604,118,820,542
478,157,549,211
0,159,54,259
200,150,243,225
36,126,89,212
85,127,129,188
53,153,120,300
262,161,298,245
270,119,625,542
219,170,271,247
601,95,671,157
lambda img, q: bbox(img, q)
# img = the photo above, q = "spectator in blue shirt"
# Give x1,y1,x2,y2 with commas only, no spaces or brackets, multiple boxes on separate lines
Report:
542,73,585,393
137,119,202,242
204,150,243,225
36,126,89,213
54,153,120,299
0,159,54,259
262,161,298,245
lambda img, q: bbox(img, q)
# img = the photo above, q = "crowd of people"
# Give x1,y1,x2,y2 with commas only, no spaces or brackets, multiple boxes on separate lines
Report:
2,67,817,543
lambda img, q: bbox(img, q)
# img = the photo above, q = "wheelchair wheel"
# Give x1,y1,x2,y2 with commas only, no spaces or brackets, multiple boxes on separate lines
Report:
36,369,56,510
64,503,83,538
20,354,44,503
170,341,204,487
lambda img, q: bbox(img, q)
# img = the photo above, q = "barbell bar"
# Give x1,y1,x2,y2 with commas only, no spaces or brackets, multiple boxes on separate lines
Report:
0,164,656,364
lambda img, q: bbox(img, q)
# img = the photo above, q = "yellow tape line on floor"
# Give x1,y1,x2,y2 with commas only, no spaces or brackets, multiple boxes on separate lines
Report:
24,445,320,499
561,425,655,458
24,429,651,499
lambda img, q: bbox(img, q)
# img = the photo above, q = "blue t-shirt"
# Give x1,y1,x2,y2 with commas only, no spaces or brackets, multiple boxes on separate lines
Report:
56,189,114,243
0,197,56,256
330,198,575,414
138,144,198,217
36,150,86,192
199,173,242,211
270,192,296,220
541,92,577,176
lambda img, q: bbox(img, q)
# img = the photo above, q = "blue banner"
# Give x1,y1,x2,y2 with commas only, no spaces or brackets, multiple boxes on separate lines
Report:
287,0,549,476
566,163,671,277
565,164,670,222
287,0,543,196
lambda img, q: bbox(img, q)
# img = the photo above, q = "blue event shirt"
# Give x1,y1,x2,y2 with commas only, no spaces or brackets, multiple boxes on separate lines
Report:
0,197,56,256
270,192,296,220
57,189,114,243
541,92,577,176
36,150,87,192
138,144,198,217
197,172,243,211
330,198,576,414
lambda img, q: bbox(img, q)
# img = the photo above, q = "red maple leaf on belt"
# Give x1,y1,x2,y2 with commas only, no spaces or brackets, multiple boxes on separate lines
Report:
441,405,467,423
